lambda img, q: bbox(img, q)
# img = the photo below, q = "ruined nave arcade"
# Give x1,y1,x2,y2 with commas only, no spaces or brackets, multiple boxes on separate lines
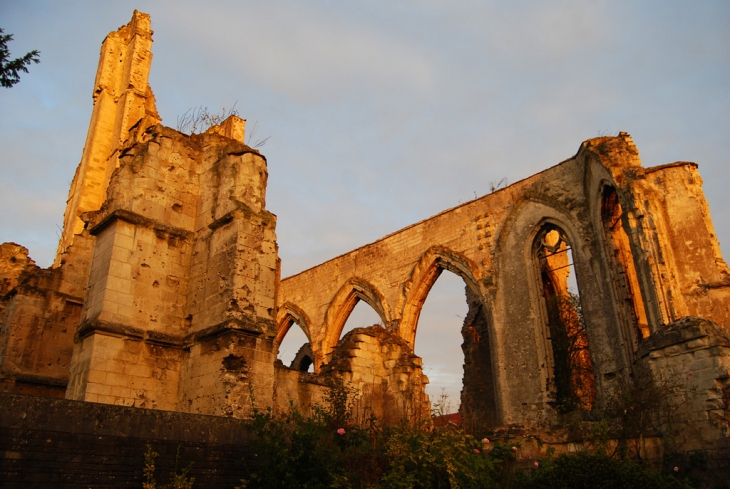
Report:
0,12,728,455
276,131,730,432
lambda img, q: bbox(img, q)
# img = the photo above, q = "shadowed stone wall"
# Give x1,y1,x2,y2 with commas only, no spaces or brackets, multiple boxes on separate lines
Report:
0,393,253,488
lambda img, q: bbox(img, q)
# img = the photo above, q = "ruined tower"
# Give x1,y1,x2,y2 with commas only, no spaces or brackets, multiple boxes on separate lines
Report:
56,10,160,263
1,10,728,465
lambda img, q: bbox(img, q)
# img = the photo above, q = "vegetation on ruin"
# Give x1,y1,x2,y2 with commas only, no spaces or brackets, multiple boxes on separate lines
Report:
176,103,270,147
143,444,195,489
544,291,595,413
176,104,241,135
0,28,40,88
139,378,704,488
232,383,694,489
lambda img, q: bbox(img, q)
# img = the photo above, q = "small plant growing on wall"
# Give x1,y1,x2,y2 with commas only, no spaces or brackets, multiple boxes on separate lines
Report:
142,444,195,489
176,104,239,135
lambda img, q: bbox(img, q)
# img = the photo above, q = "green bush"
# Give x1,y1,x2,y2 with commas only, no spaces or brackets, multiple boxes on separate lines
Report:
240,408,497,489
522,452,691,489
236,381,689,489
239,410,695,489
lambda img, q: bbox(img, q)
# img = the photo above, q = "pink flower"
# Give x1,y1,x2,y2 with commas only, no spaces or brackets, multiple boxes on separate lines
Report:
481,438,490,444
511,446,518,452
534,462,539,468
337,428,346,435
473,449,480,454
674,466,679,472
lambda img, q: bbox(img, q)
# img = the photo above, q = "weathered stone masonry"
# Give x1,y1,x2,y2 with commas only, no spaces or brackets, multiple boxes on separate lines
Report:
279,135,729,426
0,10,729,463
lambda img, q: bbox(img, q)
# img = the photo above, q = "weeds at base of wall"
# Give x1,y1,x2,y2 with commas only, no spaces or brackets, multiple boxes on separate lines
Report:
233,382,692,489
236,411,694,489
142,444,194,489
137,381,700,488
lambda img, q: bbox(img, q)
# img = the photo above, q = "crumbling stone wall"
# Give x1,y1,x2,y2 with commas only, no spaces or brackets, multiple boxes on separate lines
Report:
271,326,430,424
0,11,728,461
0,238,91,397
636,316,730,460
279,132,730,432
62,119,278,415
57,10,160,260
460,284,498,433
2,12,280,417
321,325,430,424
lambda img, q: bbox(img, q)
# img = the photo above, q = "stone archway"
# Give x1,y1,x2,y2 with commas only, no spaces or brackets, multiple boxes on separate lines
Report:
321,277,391,365
400,246,499,431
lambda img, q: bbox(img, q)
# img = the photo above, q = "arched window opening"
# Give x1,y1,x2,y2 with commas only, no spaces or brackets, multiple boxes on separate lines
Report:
415,270,497,432
601,186,650,345
536,225,596,412
416,271,467,415
278,321,313,372
339,299,383,340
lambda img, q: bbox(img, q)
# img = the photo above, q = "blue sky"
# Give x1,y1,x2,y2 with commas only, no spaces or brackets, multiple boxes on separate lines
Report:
2,1,728,407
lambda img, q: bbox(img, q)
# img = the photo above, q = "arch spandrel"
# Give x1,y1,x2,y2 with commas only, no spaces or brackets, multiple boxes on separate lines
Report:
320,277,392,362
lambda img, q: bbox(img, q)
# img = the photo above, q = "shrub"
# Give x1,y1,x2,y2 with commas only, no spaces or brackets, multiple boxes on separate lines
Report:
237,381,692,488
522,452,692,489
142,444,195,489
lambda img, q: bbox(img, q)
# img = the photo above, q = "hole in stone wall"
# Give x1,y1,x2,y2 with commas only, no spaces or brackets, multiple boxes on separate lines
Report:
222,354,247,371
415,271,467,416
278,321,313,372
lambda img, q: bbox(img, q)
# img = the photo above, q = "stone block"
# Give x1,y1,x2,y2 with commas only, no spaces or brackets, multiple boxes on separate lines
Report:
85,382,112,396
114,234,135,252
108,260,132,279
106,372,129,387
687,338,710,350
110,385,132,399
86,370,108,385
124,364,152,379
689,358,718,372
104,288,135,307
84,393,100,403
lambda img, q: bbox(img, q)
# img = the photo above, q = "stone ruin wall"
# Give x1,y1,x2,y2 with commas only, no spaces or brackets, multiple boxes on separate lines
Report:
0,11,426,423
56,10,160,261
0,10,729,460
278,133,730,448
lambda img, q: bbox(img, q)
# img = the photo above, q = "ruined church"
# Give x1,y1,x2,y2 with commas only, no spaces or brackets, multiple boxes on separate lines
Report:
1,11,729,459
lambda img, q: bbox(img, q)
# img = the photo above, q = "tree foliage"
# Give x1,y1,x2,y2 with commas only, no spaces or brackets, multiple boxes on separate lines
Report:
0,28,40,88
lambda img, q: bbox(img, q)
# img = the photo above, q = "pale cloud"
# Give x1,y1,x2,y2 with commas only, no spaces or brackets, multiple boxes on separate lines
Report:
163,2,439,105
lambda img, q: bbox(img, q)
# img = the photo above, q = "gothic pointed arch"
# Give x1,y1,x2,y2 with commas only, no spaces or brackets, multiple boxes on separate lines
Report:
321,277,391,357
275,302,313,347
494,196,620,416
532,221,596,411
290,343,315,372
399,245,483,346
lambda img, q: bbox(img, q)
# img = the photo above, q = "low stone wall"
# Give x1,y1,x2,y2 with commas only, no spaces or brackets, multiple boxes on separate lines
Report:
636,316,730,457
0,393,253,488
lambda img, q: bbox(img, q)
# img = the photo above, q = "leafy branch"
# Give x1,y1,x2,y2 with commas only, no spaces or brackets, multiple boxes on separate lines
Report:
0,28,40,88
